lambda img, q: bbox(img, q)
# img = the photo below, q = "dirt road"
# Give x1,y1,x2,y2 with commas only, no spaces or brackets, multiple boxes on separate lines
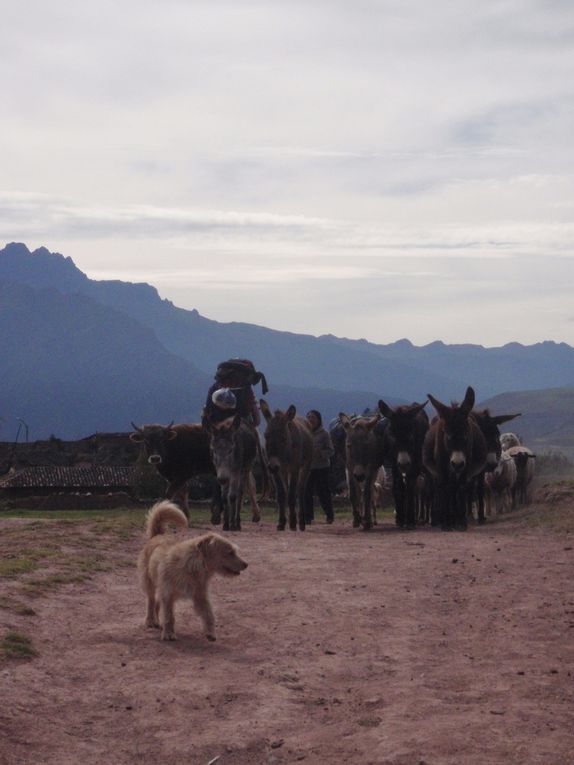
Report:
1,503,573,765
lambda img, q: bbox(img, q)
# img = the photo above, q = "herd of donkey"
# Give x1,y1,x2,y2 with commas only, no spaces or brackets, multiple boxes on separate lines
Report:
130,385,536,535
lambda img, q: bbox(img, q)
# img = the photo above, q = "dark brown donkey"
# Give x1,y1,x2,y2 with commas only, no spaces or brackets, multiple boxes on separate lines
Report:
338,413,385,530
260,400,313,531
469,409,521,524
378,400,429,529
422,387,487,530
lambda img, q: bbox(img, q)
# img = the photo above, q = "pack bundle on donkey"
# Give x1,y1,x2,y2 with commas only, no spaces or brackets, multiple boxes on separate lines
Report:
377,399,429,529
338,413,385,530
422,387,487,531
203,358,270,528
260,400,313,531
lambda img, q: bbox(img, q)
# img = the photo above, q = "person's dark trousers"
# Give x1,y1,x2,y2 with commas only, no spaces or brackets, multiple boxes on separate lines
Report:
304,467,334,522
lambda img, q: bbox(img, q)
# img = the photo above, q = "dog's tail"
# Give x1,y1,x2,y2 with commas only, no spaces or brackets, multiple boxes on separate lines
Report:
144,500,189,539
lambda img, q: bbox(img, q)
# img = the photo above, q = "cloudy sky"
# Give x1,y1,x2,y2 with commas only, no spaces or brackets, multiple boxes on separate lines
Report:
1,0,573,346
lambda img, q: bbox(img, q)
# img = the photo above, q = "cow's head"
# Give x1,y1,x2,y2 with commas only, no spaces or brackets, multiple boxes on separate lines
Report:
339,412,381,483
129,422,177,465
428,387,476,475
260,399,296,473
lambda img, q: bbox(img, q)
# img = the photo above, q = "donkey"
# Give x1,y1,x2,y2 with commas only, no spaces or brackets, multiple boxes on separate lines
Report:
469,410,521,524
338,413,385,530
203,414,262,531
260,400,313,531
378,400,429,529
422,387,487,530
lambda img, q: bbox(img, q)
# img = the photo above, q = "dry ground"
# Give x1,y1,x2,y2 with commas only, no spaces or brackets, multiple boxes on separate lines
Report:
1,490,573,765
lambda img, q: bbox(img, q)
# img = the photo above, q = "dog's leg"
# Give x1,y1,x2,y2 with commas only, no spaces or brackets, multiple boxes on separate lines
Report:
192,592,216,641
159,595,177,640
145,594,160,628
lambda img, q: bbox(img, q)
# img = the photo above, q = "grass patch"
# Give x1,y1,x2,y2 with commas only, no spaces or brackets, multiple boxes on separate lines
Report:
0,508,145,521
0,556,38,578
22,573,90,595
0,631,37,660
0,596,36,615
524,506,574,534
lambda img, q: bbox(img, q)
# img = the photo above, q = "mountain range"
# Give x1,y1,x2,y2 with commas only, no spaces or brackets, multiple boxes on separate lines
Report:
1,242,573,441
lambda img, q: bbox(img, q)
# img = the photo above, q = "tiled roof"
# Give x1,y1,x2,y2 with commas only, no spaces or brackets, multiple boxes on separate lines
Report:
0,466,135,489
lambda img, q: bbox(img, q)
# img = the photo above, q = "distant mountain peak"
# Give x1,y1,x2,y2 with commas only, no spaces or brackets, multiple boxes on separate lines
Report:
389,338,414,348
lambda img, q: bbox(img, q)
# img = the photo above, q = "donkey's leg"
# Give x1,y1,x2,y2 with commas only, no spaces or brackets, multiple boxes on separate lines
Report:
297,469,310,531
349,477,361,528
274,474,287,531
393,469,405,528
221,489,231,532
210,479,222,525
405,478,417,529
476,474,486,524
362,476,373,530
288,470,298,531
248,471,261,523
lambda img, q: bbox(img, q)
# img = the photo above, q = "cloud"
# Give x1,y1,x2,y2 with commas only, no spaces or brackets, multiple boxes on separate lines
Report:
1,1,573,345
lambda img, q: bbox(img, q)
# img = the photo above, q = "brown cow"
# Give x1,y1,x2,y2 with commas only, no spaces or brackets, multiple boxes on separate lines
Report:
260,400,313,531
130,422,213,520
422,387,487,530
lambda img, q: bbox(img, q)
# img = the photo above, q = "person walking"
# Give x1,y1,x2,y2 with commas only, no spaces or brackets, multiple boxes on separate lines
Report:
304,409,335,524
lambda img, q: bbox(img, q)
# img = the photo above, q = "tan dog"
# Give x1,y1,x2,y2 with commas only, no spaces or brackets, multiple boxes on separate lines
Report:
138,500,248,641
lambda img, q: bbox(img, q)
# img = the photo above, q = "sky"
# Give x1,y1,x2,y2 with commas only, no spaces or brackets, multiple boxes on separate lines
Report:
1,0,573,347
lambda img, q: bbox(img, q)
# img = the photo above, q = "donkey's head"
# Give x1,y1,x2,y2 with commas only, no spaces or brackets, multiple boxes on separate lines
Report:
428,387,476,475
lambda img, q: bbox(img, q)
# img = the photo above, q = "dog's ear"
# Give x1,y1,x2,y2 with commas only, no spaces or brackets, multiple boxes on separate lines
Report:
197,533,214,553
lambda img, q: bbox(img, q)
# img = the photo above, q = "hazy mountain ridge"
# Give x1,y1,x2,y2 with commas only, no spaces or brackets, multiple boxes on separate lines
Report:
1,242,573,440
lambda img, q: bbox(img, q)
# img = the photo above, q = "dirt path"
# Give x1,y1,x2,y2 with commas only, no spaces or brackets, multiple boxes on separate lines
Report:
1,506,574,765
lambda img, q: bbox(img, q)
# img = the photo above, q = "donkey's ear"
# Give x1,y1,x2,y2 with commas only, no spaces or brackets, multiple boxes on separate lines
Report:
461,386,475,415
286,404,297,421
428,393,450,419
492,413,521,426
415,400,429,412
339,413,351,431
378,399,394,418
259,399,272,422
366,414,382,430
